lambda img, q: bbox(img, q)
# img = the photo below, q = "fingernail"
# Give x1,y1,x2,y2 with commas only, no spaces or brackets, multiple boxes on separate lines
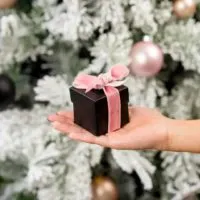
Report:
68,132,74,137
57,111,64,115
52,121,60,128
48,114,53,119
48,114,58,121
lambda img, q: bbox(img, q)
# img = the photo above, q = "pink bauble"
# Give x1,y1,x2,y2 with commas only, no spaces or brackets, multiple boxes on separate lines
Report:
129,41,164,77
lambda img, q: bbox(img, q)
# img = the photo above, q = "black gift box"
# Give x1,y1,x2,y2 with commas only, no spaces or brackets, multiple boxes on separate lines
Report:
70,86,129,136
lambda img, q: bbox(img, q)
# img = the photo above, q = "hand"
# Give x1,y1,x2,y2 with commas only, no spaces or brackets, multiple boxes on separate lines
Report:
48,107,170,151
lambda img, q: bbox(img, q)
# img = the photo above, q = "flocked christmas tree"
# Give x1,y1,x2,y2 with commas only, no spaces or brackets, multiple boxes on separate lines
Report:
1,0,200,199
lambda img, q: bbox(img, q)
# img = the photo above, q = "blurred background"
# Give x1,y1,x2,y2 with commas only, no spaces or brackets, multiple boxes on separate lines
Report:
1,0,200,199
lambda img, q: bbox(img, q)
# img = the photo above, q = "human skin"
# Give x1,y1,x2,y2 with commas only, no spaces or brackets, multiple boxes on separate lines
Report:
48,107,200,153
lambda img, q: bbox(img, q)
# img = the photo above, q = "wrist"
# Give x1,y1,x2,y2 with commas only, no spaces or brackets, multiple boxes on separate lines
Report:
164,118,200,152
154,117,175,151
165,118,178,152
156,117,187,152
166,118,190,152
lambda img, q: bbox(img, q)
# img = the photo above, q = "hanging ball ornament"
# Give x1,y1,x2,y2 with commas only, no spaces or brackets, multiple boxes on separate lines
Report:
129,41,164,77
92,176,118,200
173,0,196,19
0,0,17,9
0,74,16,110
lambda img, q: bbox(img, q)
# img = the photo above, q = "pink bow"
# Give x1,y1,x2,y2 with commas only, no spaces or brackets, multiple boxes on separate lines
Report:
73,65,129,93
73,65,129,133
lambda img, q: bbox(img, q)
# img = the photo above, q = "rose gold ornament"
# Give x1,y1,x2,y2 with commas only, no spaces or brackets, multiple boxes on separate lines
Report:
92,176,118,200
173,0,196,19
0,0,16,8
129,41,164,77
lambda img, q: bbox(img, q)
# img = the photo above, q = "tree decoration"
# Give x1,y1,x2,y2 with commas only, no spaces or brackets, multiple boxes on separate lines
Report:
173,0,196,19
129,41,164,77
1,1,200,200
92,176,118,200
0,0,17,9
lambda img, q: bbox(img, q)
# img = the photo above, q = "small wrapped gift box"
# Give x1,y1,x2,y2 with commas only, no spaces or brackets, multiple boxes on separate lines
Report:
70,85,129,136
69,65,130,136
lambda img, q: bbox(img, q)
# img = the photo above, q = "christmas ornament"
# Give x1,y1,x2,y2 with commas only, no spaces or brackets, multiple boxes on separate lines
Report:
173,0,196,19
92,176,118,200
0,0,17,8
129,41,164,77
0,74,16,110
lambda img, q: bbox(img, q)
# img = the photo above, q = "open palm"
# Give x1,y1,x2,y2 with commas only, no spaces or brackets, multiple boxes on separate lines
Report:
48,107,169,151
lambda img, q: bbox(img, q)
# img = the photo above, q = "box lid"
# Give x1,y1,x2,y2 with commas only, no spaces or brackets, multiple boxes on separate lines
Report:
70,85,129,103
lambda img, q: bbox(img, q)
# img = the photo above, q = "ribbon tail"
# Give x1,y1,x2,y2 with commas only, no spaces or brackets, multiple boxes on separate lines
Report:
103,86,121,132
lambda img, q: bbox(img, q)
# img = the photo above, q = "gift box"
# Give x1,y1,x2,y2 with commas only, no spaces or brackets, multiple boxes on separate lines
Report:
69,85,129,136
69,65,130,136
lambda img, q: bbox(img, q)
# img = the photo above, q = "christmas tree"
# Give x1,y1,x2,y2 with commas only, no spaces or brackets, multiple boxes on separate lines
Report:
1,0,200,199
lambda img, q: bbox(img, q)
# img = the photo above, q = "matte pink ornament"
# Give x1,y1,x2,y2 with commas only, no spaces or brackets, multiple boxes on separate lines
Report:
129,41,164,77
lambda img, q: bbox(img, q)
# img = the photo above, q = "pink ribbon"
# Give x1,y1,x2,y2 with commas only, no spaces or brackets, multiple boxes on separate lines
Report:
73,65,129,132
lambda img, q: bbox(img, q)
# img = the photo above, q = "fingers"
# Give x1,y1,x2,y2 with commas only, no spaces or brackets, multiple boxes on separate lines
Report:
57,111,74,120
48,112,97,143
51,120,110,147
48,111,117,148
69,132,96,144
51,122,112,147
48,114,70,124
67,131,111,147
48,110,74,124
48,111,73,120
51,120,85,135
